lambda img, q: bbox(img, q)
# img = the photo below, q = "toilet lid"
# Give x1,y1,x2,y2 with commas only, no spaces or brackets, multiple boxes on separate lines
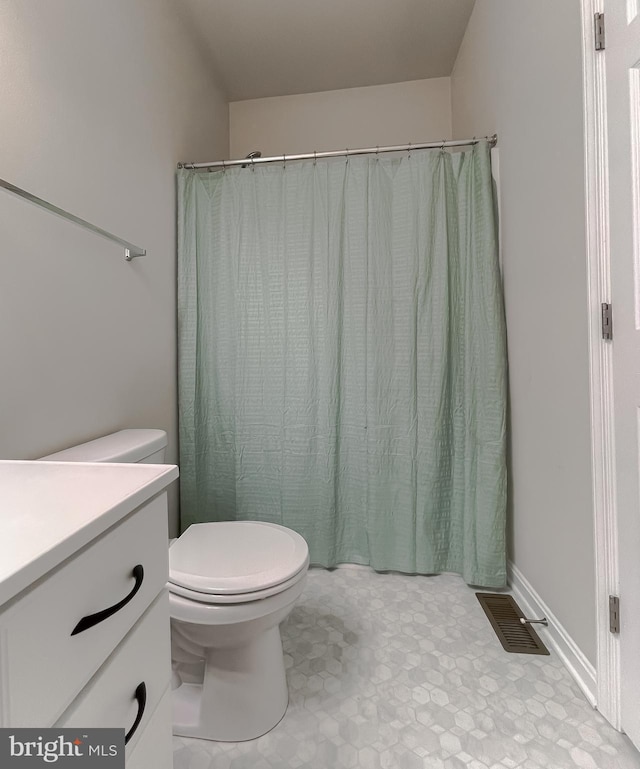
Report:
168,521,309,596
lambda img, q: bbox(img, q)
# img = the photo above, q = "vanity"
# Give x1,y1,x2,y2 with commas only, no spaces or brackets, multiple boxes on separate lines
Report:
0,459,179,767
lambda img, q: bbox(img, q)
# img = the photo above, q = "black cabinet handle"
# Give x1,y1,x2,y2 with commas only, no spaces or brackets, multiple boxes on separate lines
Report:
71,565,144,636
125,682,147,745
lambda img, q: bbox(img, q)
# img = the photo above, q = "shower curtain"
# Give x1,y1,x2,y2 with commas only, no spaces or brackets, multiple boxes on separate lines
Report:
178,142,507,588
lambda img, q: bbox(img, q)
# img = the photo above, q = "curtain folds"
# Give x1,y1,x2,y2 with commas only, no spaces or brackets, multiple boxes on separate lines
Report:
178,142,507,587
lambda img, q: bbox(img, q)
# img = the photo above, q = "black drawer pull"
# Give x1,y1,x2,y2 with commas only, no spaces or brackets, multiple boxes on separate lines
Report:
125,682,147,745
71,565,144,636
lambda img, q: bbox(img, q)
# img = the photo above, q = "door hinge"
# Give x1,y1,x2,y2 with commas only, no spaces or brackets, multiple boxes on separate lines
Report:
594,12,605,51
601,302,612,340
609,595,620,634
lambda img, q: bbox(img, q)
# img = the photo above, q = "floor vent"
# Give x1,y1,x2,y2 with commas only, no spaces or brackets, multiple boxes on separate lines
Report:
476,593,550,655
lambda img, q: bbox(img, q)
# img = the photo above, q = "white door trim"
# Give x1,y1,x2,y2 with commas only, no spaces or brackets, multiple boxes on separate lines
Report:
580,0,620,729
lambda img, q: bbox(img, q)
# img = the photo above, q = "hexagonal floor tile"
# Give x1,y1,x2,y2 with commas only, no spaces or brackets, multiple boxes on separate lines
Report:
173,568,640,769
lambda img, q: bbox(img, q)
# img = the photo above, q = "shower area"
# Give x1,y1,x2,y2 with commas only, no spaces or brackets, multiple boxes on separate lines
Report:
177,136,507,589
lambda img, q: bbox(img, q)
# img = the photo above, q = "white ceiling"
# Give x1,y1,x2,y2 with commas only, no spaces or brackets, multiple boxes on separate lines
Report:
175,0,476,102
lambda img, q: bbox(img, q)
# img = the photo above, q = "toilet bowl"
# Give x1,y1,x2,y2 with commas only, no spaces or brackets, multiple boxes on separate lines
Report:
41,429,310,742
168,520,308,741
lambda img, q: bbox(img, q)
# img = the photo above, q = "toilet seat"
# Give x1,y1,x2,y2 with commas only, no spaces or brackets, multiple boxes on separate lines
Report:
168,564,308,605
168,521,309,603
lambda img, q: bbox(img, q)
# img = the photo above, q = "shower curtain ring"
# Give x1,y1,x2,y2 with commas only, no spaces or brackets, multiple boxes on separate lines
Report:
441,139,446,152
313,150,317,166
222,159,226,173
345,149,349,165
283,153,286,169
408,141,412,159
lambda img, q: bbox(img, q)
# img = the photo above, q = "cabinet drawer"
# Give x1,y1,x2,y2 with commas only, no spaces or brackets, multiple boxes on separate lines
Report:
0,493,168,726
57,592,171,757
127,686,173,769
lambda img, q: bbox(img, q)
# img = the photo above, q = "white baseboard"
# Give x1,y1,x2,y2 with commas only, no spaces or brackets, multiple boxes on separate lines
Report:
508,561,597,707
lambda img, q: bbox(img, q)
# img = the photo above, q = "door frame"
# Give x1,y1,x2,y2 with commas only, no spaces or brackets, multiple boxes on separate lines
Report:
580,0,620,729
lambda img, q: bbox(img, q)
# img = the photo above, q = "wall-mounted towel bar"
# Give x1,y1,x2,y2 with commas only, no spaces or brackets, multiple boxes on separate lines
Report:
0,177,145,261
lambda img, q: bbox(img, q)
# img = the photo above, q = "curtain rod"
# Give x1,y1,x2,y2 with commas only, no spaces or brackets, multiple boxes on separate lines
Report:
178,134,498,170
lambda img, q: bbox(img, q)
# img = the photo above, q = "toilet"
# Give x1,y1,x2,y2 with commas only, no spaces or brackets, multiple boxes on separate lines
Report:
41,429,309,742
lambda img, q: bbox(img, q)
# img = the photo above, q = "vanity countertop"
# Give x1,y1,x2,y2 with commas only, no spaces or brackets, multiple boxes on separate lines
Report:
0,460,179,607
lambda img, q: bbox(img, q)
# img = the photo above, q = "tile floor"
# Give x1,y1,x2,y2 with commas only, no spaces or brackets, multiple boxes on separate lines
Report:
173,567,640,768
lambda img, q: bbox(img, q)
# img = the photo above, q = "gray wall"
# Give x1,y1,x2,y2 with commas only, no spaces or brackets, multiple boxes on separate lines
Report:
230,78,452,157
0,0,229,534
452,1,596,662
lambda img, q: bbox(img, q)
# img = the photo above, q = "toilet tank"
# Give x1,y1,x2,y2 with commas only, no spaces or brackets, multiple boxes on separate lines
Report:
40,429,167,464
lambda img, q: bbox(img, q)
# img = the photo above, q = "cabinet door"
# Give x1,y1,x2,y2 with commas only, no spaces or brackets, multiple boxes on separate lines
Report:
57,593,172,757
127,687,173,769
0,494,168,726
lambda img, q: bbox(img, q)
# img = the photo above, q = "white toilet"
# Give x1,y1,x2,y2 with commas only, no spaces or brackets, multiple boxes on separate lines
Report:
41,429,309,742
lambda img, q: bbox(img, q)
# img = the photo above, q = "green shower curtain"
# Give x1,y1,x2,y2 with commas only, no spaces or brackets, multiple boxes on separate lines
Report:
178,142,507,587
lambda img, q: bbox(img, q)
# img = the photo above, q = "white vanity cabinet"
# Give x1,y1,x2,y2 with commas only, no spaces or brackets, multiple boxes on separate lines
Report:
0,460,179,767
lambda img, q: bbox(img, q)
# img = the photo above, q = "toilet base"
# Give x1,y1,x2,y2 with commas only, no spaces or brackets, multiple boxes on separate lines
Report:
172,625,289,741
